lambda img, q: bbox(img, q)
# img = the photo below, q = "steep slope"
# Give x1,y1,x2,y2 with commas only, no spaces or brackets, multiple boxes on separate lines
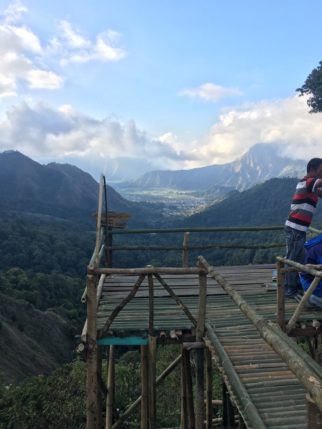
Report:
0,293,74,383
181,178,322,228
0,151,164,226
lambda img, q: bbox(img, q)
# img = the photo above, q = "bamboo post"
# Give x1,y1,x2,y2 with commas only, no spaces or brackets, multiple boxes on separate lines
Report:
148,273,154,335
183,348,195,429
181,345,188,429
307,393,322,428
276,259,285,330
286,276,320,333
97,347,103,429
94,176,104,267
148,336,157,429
141,345,149,429
182,232,190,267
205,349,213,429
106,346,115,429
195,263,207,429
86,274,99,429
222,383,236,429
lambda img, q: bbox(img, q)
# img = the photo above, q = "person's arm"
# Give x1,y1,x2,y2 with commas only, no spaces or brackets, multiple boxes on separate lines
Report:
312,178,322,197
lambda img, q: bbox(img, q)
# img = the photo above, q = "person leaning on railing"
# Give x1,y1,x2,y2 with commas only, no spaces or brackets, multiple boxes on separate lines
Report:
300,234,322,308
284,158,322,298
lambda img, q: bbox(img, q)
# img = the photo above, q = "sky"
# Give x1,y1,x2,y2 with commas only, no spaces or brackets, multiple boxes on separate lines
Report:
0,0,322,180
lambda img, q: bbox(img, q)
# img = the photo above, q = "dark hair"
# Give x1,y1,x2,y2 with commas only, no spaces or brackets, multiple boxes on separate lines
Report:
307,158,322,173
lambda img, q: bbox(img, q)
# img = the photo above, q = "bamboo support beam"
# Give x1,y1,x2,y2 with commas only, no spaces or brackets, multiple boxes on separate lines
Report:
106,346,115,429
148,336,157,429
276,260,285,330
182,232,190,267
94,175,104,268
154,273,197,327
286,276,321,333
206,350,213,429
195,347,205,429
94,266,205,275
148,273,154,335
86,274,99,429
181,346,188,429
199,256,322,412
276,257,322,277
141,345,149,429
183,348,195,429
108,243,284,251
99,274,146,337
111,226,284,235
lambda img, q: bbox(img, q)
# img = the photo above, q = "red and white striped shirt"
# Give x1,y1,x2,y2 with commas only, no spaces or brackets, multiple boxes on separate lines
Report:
285,176,322,231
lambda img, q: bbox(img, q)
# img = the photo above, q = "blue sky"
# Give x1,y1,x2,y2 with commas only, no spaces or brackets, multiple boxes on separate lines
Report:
0,0,322,179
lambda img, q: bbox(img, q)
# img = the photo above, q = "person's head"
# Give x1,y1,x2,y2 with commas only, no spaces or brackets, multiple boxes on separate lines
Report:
307,158,322,178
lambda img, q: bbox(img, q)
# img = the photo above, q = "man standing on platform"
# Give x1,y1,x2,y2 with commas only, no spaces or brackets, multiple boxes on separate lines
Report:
284,158,322,297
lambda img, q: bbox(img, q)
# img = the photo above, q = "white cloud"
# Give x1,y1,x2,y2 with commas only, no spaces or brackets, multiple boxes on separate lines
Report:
180,82,243,102
196,96,322,165
1,96,321,178
0,2,126,97
50,21,126,64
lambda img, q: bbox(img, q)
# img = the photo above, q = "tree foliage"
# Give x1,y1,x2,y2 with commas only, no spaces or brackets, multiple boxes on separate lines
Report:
297,60,322,113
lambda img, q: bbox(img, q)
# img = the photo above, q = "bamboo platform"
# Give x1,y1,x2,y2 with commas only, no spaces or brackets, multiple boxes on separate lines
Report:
96,264,322,428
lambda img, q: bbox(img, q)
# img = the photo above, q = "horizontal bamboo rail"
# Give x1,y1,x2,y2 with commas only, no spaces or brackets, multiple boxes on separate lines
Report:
111,226,284,235
108,243,284,251
92,266,206,275
199,256,322,412
276,257,322,278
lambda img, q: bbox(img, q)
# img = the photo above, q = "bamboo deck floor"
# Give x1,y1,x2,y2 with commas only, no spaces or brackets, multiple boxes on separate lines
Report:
96,264,322,428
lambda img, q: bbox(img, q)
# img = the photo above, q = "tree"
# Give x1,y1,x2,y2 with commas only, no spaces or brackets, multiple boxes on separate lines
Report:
297,60,322,113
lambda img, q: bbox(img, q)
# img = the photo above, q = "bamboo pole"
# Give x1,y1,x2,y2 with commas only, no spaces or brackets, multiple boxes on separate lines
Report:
86,274,99,429
182,232,190,267
199,256,322,412
108,243,284,251
286,276,320,333
94,175,104,268
141,345,149,429
183,348,195,429
148,273,154,335
196,267,207,340
95,267,205,275
276,257,322,278
148,336,157,429
154,272,197,326
106,346,115,429
97,347,103,429
276,260,285,330
195,347,205,429
99,274,146,337
206,350,213,429
181,346,188,429
222,382,236,429
111,226,284,235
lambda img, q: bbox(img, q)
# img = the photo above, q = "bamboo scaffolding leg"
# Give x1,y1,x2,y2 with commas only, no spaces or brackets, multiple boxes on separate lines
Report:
86,274,100,429
106,346,115,429
183,349,195,429
277,260,285,330
205,349,213,429
148,336,157,429
195,348,205,429
141,345,149,429
181,345,188,429
97,347,103,429
222,383,236,429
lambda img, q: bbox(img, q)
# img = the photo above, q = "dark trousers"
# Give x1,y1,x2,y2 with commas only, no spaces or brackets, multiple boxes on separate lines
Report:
284,226,306,292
